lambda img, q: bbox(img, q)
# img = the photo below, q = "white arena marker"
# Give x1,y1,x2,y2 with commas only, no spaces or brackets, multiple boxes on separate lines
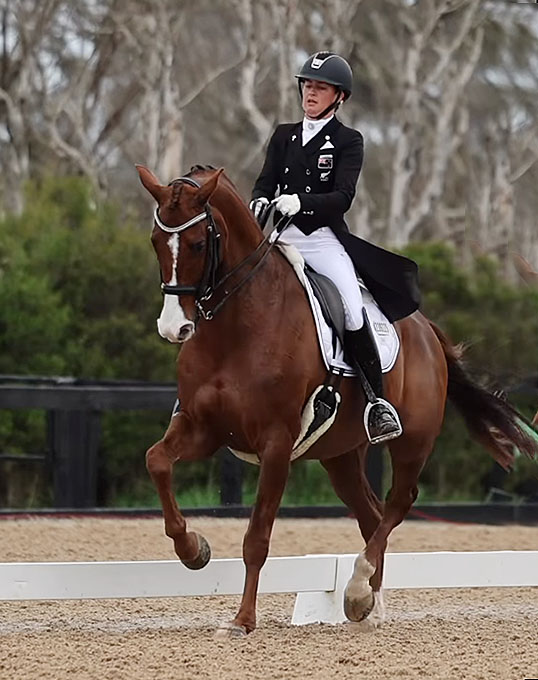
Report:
292,551,538,625
0,555,336,601
384,551,538,589
1,552,537,627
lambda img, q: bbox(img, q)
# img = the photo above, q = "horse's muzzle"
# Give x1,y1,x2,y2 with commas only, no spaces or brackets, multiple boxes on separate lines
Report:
157,319,195,344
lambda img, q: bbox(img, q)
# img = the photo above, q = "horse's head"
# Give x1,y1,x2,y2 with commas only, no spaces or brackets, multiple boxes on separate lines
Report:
136,165,223,343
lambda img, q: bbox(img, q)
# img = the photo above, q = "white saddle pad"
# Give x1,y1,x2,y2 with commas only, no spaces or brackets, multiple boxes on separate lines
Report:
276,242,400,376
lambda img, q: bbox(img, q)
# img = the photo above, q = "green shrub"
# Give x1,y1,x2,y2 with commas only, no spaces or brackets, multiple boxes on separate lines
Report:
1,181,537,507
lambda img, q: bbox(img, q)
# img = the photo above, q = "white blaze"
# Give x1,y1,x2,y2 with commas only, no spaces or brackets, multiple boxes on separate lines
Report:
168,233,179,285
157,234,194,343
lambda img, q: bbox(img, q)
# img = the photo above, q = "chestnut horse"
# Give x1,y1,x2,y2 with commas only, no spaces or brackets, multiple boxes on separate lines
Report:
136,165,537,637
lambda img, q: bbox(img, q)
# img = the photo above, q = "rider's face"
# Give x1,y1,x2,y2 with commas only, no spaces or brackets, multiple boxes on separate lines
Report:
302,79,341,119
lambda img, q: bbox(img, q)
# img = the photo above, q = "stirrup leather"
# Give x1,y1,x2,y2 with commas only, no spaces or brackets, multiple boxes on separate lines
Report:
363,398,403,445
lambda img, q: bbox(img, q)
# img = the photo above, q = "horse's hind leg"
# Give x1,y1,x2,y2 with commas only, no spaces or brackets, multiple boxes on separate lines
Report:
146,412,215,568
322,447,387,625
344,433,433,622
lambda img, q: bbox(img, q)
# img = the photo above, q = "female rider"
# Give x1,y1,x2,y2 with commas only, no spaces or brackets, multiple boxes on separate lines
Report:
250,51,421,444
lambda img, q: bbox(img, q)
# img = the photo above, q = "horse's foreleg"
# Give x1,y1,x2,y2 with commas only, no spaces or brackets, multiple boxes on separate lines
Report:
146,413,214,568
344,435,432,623
217,435,292,638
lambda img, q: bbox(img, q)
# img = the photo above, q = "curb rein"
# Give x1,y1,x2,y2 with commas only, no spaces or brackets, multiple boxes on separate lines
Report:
154,176,291,322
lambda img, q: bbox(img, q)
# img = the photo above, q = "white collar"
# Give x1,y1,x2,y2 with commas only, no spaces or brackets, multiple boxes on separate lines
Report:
302,115,334,134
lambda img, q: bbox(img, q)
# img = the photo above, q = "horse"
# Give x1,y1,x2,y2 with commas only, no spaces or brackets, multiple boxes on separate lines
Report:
136,164,537,637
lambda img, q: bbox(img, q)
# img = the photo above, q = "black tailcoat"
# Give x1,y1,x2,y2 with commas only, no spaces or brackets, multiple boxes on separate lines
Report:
252,117,420,322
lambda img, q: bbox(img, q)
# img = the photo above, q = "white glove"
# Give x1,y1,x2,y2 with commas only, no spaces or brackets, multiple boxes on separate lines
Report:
273,193,301,217
249,197,269,219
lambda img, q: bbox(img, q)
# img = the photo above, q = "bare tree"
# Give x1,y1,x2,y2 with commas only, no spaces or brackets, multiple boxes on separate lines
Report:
1,0,538,280
359,0,485,246
0,0,63,213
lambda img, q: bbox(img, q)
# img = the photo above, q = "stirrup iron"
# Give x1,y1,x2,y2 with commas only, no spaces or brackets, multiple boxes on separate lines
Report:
363,398,403,445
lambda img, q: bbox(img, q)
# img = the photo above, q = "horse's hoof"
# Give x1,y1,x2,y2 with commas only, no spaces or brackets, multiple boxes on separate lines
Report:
181,532,211,570
344,587,375,622
214,622,249,640
343,554,376,622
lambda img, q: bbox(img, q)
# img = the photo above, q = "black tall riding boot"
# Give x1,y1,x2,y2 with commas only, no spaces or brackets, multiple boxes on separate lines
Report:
345,322,402,444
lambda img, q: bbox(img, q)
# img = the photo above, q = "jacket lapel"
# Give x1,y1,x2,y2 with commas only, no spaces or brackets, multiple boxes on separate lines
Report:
285,122,307,167
302,117,341,155
286,122,302,147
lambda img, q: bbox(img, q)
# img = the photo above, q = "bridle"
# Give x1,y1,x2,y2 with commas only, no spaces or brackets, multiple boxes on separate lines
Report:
155,177,222,321
154,176,290,322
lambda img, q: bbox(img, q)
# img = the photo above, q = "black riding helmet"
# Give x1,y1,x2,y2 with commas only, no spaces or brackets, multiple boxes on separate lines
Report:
296,51,353,119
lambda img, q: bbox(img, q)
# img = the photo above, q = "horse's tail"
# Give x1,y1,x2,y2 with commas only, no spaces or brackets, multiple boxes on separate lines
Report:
429,321,538,469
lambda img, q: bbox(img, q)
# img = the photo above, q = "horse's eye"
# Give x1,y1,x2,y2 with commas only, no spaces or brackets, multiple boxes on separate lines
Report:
190,240,205,253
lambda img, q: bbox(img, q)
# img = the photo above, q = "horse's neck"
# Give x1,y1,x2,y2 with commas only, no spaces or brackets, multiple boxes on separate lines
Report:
185,187,317,385
195,188,291,338
212,188,264,268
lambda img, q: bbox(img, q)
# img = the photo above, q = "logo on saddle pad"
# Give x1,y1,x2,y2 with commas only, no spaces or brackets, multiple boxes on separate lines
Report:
373,321,390,336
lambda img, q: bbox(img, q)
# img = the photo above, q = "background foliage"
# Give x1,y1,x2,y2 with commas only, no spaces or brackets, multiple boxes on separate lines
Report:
0,177,536,508
2,1,538,507
1,1,538,275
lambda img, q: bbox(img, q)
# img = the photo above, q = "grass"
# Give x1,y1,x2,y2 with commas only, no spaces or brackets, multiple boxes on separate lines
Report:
109,459,342,508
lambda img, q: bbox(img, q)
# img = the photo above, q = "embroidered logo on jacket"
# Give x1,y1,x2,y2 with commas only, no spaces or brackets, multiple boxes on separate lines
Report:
318,154,333,169
320,171,331,182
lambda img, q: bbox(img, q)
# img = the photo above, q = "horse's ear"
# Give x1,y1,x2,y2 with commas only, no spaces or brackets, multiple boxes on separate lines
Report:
136,165,166,203
196,168,224,206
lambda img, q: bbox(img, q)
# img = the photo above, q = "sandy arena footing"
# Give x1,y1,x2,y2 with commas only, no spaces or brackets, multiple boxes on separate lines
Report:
0,517,537,680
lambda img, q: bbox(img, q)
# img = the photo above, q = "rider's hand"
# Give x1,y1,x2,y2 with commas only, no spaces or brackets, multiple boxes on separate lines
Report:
272,194,301,217
249,197,269,219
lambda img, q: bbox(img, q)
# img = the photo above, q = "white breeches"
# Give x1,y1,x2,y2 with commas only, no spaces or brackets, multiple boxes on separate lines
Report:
278,225,364,330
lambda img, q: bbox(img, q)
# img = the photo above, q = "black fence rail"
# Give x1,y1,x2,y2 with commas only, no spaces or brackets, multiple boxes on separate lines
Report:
1,374,536,515
1,375,180,508
0,375,383,509
0,375,246,508
1,502,538,525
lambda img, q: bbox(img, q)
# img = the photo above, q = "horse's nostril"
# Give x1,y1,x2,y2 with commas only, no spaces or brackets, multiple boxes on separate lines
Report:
177,324,194,341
